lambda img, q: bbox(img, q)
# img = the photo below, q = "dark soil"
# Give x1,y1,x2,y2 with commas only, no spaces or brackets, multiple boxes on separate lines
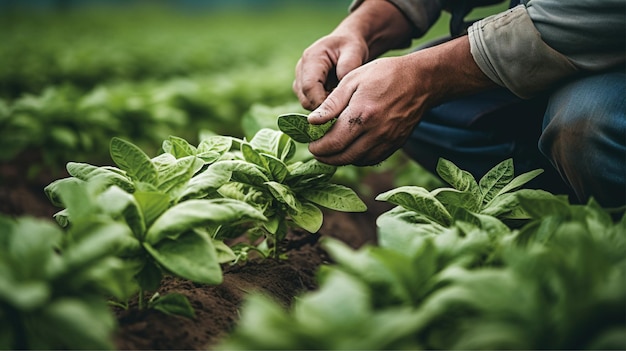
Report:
1,154,395,350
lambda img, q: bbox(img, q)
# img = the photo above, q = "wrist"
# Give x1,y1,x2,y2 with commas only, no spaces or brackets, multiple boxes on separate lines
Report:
335,0,413,59
406,35,497,105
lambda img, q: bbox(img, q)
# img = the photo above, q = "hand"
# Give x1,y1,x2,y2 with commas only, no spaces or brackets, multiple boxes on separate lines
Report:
306,36,497,167
306,55,430,167
293,33,369,111
292,0,414,111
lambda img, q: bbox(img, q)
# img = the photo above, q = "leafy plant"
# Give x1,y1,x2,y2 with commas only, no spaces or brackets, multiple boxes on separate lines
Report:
218,159,625,350
376,158,555,232
0,213,135,350
44,136,266,315
207,127,366,259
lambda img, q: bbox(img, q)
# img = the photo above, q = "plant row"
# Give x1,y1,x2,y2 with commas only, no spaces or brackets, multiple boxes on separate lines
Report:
0,6,344,99
0,68,300,176
218,158,626,350
1,124,367,349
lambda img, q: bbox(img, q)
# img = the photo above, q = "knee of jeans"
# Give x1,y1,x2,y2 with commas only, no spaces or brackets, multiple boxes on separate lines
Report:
538,72,626,205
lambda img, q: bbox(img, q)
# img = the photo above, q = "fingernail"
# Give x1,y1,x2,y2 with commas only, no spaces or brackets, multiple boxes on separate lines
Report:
308,109,324,121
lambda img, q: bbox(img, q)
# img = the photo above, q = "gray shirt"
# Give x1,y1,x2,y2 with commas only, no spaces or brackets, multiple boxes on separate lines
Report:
350,0,626,98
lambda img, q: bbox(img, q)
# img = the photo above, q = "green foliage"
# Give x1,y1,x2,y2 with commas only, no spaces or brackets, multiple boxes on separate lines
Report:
376,158,554,231
44,136,266,316
208,127,366,259
277,113,336,143
218,158,626,350
0,214,134,350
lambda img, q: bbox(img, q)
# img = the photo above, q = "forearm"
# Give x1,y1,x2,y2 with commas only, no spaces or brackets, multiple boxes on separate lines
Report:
336,0,414,60
405,35,497,105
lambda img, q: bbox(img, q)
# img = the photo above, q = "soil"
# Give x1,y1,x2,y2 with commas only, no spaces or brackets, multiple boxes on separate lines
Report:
1,153,396,350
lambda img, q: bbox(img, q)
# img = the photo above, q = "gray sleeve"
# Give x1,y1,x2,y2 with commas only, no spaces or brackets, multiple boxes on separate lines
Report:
468,1,626,99
349,0,443,37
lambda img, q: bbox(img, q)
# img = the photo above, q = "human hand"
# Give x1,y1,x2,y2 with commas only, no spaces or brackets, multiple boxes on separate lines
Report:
306,55,430,167
293,33,369,111
304,35,497,167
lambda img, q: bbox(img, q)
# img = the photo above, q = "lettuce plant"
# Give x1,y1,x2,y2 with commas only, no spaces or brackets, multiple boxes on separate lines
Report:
45,136,266,314
207,128,366,259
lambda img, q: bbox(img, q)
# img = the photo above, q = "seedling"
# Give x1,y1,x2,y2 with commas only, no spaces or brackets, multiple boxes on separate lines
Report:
207,127,366,259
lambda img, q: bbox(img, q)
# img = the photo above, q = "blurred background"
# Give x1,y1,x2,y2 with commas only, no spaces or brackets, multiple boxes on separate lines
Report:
0,0,505,217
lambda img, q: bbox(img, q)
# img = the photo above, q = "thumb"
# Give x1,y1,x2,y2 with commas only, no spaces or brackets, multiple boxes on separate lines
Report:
308,86,351,125
335,46,366,80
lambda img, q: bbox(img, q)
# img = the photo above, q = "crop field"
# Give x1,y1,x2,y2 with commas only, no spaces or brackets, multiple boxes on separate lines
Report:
1,2,624,350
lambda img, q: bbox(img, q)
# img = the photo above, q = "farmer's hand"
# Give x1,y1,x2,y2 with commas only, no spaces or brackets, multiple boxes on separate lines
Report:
293,0,413,110
307,36,498,166
293,32,369,111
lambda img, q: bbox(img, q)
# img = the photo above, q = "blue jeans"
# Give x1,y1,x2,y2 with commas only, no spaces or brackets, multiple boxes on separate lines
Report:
403,69,626,207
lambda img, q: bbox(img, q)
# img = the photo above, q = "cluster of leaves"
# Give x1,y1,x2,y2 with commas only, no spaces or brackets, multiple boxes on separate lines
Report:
0,6,346,98
41,124,365,301
44,135,267,316
207,127,367,259
0,70,297,176
218,158,626,350
0,214,134,350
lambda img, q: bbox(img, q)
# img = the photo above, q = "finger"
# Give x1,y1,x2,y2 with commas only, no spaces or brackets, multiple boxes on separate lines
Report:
335,45,366,80
313,132,397,166
307,80,354,125
308,105,364,158
294,55,335,110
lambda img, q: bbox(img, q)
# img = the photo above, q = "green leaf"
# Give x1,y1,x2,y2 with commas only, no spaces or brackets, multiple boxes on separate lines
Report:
376,186,451,226
276,133,296,162
149,292,196,319
286,158,336,185
178,167,231,201
436,158,479,193
432,188,481,213
156,155,204,194
265,181,301,212
197,136,233,163
145,198,266,244
162,135,197,158
277,113,336,143
213,239,237,263
289,201,323,233
209,160,269,186
301,184,367,212
478,158,514,205
261,153,288,182
241,143,268,170
66,162,134,193
63,222,131,271
99,186,145,239
0,279,50,310
33,298,116,350
44,177,83,208
517,191,571,219
134,191,170,232
110,137,157,184
249,128,283,154
144,230,223,284
495,169,544,197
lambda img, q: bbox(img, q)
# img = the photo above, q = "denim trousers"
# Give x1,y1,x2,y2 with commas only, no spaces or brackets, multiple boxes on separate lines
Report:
403,68,626,207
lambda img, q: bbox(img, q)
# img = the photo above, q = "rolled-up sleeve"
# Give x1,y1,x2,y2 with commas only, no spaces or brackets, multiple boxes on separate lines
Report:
349,0,442,37
468,1,625,99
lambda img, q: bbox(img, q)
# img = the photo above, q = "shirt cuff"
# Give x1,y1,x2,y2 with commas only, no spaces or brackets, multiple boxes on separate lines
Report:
468,5,578,99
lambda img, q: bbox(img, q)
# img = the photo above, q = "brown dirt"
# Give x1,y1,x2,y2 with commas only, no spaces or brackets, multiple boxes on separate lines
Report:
1,154,395,350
